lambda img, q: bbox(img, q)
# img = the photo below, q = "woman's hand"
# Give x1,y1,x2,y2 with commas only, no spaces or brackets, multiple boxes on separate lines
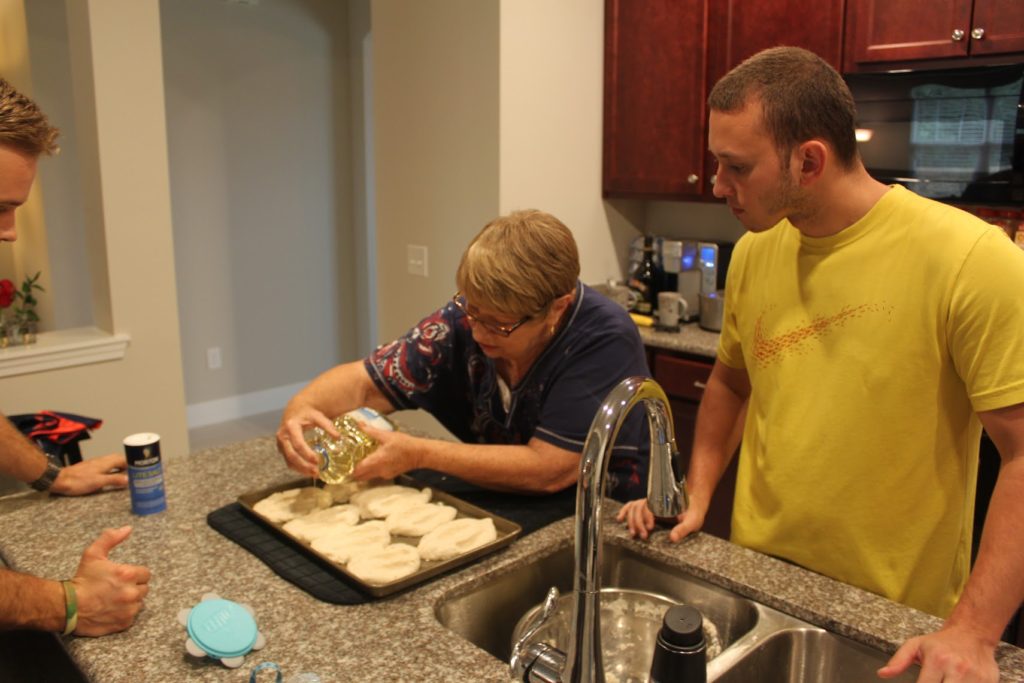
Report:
275,406,337,477
351,426,423,481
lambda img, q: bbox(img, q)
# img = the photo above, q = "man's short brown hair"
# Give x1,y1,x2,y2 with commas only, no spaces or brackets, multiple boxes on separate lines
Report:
0,77,59,156
708,46,858,169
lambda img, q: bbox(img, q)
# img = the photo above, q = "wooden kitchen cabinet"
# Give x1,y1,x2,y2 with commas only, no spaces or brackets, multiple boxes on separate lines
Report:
844,0,1024,71
652,352,738,540
603,0,845,201
602,0,708,199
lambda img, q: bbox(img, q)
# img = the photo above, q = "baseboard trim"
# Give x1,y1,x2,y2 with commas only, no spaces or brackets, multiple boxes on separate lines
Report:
186,380,309,429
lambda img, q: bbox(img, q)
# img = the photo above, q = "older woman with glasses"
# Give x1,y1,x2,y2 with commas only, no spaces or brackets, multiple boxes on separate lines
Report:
276,209,651,500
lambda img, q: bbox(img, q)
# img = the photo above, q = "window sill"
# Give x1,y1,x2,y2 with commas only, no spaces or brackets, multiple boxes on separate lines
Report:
0,327,130,378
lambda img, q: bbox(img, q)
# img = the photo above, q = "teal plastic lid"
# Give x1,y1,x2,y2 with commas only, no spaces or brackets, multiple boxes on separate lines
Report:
187,599,258,659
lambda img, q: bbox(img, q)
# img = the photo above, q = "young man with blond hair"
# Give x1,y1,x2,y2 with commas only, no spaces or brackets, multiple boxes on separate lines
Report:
0,76,151,636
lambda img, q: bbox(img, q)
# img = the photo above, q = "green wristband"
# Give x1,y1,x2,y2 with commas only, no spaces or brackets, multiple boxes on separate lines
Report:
61,580,77,636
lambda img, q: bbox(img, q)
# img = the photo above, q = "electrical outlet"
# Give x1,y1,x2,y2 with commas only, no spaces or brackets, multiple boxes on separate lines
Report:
206,347,223,370
407,244,429,277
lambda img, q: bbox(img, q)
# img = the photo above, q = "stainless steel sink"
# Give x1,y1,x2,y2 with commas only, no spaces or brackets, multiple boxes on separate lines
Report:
436,541,758,662
712,626,917,683
436,539,921,682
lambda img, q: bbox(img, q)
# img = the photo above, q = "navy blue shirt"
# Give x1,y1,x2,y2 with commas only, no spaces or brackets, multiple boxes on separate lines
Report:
364,281,651,501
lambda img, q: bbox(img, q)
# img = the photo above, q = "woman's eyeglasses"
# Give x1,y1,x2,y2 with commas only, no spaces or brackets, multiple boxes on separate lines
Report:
451,293,534,337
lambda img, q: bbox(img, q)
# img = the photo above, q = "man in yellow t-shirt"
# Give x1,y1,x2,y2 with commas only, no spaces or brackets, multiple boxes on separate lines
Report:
618,47,1024,682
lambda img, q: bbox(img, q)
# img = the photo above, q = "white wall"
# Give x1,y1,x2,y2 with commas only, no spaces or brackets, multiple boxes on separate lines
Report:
498,0,643,282
160,0,358,425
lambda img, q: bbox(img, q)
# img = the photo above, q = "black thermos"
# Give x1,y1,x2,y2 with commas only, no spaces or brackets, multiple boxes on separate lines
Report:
649,604,707,683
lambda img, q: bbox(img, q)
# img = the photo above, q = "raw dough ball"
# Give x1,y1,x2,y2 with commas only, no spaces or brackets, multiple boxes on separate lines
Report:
323,480,368,504
346,544,422,585
311,520,391,564
385,502,458,537
282,504,360,543
352,485,433,520
418,517,497,561
253,487,332,524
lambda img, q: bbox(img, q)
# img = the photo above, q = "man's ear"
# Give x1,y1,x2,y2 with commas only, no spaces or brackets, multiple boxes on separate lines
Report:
795,140,827,186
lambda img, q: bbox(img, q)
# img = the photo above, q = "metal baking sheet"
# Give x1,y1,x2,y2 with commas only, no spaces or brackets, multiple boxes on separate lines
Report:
237,474,522,597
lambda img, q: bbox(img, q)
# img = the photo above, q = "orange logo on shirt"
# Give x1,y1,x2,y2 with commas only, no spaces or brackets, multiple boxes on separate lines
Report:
752,303,890,367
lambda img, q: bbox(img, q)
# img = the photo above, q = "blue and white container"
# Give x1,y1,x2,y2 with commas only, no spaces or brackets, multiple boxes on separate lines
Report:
124,432,167,515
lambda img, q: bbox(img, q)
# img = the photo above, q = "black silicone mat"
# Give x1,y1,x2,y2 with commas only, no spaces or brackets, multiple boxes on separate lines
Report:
207,470,576,604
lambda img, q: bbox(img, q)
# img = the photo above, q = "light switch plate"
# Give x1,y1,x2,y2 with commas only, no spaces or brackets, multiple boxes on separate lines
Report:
407,245,428,277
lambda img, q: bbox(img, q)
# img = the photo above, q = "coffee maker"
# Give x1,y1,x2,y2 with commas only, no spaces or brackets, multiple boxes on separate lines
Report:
630,236,733,322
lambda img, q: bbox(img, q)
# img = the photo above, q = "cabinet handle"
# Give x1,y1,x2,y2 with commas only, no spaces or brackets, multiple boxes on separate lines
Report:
951,28,965,41
710,174,718,185
694,380,707,391
971,27,985,40
687,174,699,185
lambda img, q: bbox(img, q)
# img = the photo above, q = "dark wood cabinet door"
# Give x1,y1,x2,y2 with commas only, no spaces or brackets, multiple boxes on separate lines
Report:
970,0,1024,56
603,0,708,198
706,0,845,86
845,0,973,66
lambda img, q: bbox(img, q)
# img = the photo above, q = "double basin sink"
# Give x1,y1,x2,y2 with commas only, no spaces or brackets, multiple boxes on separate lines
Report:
436,540,920,682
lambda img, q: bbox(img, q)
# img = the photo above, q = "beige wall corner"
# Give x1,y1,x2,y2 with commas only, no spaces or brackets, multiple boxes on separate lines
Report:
0,0,188,459
371,0,500,342
498,0,641,285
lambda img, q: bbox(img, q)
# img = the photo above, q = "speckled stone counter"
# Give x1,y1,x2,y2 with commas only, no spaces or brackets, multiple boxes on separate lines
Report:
1,438,1022,682
638,322,719,358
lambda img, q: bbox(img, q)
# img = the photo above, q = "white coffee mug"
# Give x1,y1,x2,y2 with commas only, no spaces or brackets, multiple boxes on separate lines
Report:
657,291,688,330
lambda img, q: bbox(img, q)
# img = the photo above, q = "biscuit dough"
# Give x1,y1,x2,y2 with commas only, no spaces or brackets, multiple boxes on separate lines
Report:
352,485,433,519
385,502,458,537
252,487,332,524
282,504,360,543
311,520,391,564
346,543,422,585
418,517,497,561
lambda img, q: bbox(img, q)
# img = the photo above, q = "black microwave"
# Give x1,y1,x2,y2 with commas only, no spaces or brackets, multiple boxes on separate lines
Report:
845,64,1024,206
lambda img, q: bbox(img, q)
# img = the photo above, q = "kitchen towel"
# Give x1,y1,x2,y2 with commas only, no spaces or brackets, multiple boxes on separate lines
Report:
207,471,575,605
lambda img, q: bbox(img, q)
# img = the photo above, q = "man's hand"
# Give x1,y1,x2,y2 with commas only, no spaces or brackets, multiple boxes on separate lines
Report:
276,407,337,478
616,491,707,542
351,426,422,481
878,625,999,682
50,454,128,496
72,526,151,637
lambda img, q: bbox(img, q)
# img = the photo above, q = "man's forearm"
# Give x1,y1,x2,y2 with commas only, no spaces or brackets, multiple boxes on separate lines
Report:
687,374,747,508
0,415,49,484
0,569,65,632
946,456,1024,642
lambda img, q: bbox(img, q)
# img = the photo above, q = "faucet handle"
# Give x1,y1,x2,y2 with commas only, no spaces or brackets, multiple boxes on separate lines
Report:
510,587,562,681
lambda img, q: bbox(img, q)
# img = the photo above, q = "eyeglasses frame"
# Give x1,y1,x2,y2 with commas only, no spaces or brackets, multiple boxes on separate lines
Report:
451,292,538,337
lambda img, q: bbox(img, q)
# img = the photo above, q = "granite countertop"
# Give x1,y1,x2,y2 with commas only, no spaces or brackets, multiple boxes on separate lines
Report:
638,321,719,358
1,438,1022,682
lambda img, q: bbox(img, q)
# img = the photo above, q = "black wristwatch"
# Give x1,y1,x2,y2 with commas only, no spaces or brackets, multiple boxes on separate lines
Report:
29,459,62,492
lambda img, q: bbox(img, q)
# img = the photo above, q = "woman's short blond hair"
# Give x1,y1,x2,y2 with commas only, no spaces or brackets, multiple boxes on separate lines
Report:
456,209,579,318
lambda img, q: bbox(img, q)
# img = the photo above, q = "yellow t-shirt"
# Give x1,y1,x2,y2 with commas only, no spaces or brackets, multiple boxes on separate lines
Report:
718,185,1024,617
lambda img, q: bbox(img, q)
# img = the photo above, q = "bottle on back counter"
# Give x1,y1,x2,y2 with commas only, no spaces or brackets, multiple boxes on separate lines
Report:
628,235,660,316
305,407,395,484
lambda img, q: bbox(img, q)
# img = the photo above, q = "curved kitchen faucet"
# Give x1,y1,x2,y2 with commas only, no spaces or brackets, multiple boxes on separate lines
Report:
511,376,688,682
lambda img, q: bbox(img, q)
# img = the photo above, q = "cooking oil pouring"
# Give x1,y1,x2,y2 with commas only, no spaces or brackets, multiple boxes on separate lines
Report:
306,407,395,484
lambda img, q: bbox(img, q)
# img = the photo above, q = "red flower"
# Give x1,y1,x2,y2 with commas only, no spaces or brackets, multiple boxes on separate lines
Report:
0,279,14,309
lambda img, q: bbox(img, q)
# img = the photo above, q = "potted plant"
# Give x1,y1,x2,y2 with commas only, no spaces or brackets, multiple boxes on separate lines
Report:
12,272,44,344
